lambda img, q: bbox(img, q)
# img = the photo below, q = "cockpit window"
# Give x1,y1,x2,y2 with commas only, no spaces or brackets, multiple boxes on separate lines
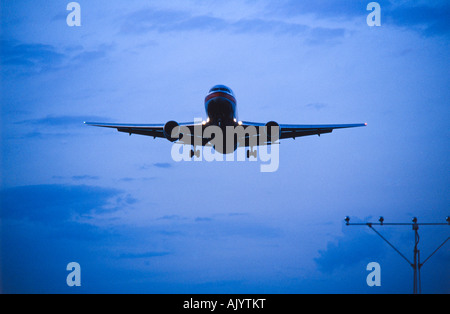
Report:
209,85,232,94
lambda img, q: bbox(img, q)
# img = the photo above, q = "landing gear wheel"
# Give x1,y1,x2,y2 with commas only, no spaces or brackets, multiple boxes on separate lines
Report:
247,148,257,159
190,148,200,158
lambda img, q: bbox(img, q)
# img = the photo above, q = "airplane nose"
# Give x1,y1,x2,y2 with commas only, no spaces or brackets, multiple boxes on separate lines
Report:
206,98,235,125
207,98,232,116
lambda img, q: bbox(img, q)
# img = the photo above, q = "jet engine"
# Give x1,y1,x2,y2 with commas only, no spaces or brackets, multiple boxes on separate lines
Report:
264,121,280,140
163,120,180,142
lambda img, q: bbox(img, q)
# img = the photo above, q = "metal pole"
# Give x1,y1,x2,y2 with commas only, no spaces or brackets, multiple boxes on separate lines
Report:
412,218,420,294
345,216,449,294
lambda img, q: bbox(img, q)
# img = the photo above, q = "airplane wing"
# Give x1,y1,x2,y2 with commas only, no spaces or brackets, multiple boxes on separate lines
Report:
84,121,209,145
84,122,168,138
84,121,366,147
241,121,367,140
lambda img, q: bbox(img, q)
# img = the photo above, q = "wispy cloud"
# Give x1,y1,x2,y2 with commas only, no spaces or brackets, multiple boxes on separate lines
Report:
314,231,385,274
0,184,123,222
139,163,174,170
120,7,346,41
71,43,115,63
0,184,140,292
118,177,157,183
52,175,101,181
9,115,111,140
270,0,369,20
0,39,65,73
1,39,114,77
272,0,450,37
195,217,213,222
153,162,173,169
231,18,309,35
156,215,186,221
306,103,328,111
15,115,109,127
386,2,450,37
72,175,100,181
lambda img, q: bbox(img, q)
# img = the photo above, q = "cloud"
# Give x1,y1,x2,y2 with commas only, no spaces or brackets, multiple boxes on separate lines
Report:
14,131,48,139
120,7,332,38
1,39,114,77
271,0,370,20
71,175,100,181
139,163,174,170
120,8,189,34
164,15,228,33
156,215,186,221
0,39,65,73
9,115,111,139
0,184,123,222
119,177,157,183
273,0,450,37
191,215,281,239
231,18,309,35
153,162,173,169
195,217,213,222
149,213,280,240
71,43,115,63
118,6,350,48
306,103,328,111
307,27,347,45
15,115,110,128
0,184,135,292
314,230,386,274
386,2,450,37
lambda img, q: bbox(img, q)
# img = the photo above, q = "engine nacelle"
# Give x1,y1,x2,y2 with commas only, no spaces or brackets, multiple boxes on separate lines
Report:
163,120,180,142
264,121,280,140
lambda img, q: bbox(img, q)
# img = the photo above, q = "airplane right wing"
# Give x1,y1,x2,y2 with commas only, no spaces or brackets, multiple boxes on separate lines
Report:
240,121,367,143
84,122,171,138
84,121,211,145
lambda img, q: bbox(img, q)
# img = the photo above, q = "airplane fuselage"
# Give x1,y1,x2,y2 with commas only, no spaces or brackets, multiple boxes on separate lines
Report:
204,85,238,127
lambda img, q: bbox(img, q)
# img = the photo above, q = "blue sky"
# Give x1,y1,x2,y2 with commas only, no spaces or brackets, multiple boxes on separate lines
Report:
1,0,449,293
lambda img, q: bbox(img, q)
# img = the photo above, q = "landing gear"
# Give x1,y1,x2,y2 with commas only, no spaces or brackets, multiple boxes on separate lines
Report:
190,147,201,158
247,148,257,159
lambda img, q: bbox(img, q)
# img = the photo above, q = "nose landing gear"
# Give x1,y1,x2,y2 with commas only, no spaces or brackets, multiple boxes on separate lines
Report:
190,147,201,158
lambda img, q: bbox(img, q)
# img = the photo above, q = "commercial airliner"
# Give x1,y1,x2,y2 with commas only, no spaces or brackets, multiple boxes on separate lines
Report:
85,85,366,157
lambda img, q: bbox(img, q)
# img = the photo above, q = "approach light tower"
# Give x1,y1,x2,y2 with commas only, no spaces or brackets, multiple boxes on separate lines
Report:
344,216,449,294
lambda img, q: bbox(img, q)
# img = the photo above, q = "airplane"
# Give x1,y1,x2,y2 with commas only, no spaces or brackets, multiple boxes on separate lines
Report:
85,84,366,158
